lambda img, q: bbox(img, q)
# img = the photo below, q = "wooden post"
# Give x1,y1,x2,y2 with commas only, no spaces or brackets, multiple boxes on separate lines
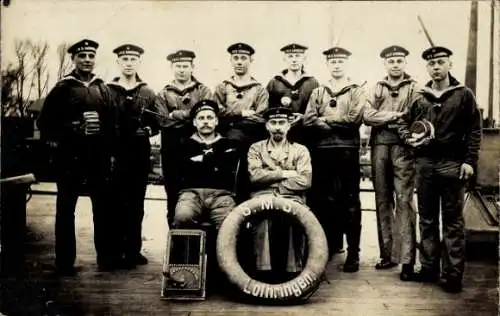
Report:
487,0,495,127
465,0,478,95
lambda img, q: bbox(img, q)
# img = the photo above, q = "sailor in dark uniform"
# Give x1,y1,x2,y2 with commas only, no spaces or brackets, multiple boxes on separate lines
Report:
304,47,366,272
266,44,319,146
214,43,269,201
172,99,240,229
108,44,161,268
398,46,481,292
156,50,213,225
37,39,117,274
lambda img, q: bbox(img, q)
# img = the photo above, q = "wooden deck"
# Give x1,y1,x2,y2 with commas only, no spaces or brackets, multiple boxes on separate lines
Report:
1,183,498,316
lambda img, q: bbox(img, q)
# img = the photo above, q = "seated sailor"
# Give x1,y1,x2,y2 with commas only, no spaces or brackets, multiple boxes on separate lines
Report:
172,100,240,229
246,107,313,282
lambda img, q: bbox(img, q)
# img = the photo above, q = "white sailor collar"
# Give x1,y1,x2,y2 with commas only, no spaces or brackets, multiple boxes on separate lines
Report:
190,132,223,145
108,75,147,91
60,71,103,87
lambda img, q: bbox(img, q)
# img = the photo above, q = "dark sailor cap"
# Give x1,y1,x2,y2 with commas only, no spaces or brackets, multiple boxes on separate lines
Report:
323,46,351,59
167,50,196,63
227,43,255,55
67,39,99,55
380,45,409,58
422,46,453,60
113,44,144,57
280,43,308,53
190,99,219,119
263,107,294,120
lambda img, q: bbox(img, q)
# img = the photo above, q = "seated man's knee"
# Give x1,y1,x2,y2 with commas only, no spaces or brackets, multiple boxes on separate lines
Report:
172,193,201,228
211,195,236,227
172,210,197,228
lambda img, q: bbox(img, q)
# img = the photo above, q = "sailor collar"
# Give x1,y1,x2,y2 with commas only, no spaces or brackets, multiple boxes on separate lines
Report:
275,70,312,90
190,132,223,145
164,77,201,95
377,74,415,97
60,70,103,87
108,75,147,91
223,76,261,90
377,73,414,88
420,74,464,102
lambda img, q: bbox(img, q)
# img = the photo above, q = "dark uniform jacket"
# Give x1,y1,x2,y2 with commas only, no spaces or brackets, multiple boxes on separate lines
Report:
303,79,366,148
398,75,482,168
266,70,319,114
108,76,160,138
176,134,240,192
37,70,116,177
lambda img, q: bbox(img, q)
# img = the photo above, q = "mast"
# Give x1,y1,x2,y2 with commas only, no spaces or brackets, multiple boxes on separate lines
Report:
465,0,478,95
487,0,495,127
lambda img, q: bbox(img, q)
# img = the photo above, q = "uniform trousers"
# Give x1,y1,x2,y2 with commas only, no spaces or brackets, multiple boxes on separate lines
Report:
54,140,117,268
115,136,151,259
310,147,362,258
173,188,236,229
372,144,417,264
415,157,466,279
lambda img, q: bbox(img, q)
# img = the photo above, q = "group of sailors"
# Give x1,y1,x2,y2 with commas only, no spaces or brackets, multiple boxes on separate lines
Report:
36,38,481,295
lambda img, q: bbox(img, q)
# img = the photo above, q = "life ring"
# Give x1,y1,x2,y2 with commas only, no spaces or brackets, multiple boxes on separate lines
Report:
216,195,328,303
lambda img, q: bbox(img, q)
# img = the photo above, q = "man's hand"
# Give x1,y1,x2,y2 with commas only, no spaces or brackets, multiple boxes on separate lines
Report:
406,124,436,147
406,133,429,147
282,170,299,178
242,109,256,118
290,113,303,125
459,163,474,180
390,112,405,121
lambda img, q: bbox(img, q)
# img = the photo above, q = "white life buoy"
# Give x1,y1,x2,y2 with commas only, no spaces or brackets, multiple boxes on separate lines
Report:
216,196,328,303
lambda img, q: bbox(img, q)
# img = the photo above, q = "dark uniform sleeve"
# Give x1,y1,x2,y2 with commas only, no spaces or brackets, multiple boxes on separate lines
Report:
463,89,482,168
397,97,421,142
265,79,277,108
99,82,118,142
36,83,67,142
144,88,162,137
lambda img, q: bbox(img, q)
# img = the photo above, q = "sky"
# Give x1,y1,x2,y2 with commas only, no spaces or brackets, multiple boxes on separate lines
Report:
2,0,499,121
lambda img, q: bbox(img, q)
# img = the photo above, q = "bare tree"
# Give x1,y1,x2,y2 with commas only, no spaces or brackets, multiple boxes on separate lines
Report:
13,38,34,110
31,42,49,99
30,41,50,99
57,42,73,80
